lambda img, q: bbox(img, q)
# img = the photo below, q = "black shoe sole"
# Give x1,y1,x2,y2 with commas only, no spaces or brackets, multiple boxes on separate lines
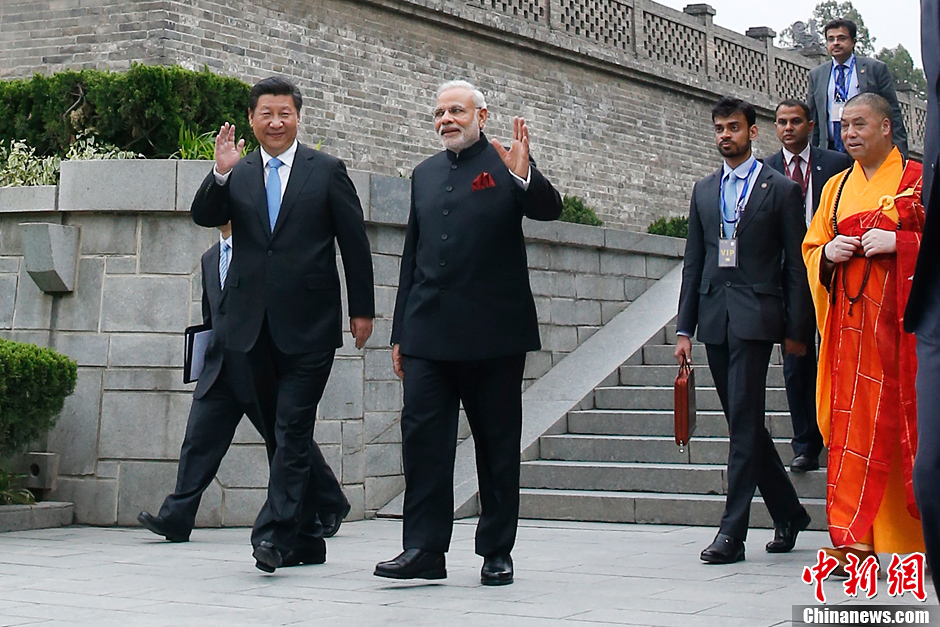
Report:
137,514,189,543
481,574,514,586
373,567,447,580
253,545,282,573
700,553,745,564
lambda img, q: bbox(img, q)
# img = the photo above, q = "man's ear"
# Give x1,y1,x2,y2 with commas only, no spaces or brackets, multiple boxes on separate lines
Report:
478,107,488,129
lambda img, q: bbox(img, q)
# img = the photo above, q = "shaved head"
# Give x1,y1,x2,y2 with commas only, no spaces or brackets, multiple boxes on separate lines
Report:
843,93,893,131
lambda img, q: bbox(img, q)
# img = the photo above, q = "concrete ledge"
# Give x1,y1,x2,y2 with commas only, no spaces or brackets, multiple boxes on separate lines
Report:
0,501,73,532
0,186,57,213
60,160,176,212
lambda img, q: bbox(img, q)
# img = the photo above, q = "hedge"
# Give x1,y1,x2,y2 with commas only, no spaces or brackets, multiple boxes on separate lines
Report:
0,64,254,159
648,216,688,238
560,194,603,226
0,340,77,459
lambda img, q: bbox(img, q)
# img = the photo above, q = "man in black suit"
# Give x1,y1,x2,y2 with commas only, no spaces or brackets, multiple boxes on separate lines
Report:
764,99,853,474
191,77,374,572
374,80,562,585
807,18,908,158
137,224,350,546
675,97,816,564
904,0,940,598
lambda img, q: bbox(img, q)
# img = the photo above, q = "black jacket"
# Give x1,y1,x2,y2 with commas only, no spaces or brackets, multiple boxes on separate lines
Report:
763,146,853,214
391,135,563,360
677,163,815,345
191,144,375,353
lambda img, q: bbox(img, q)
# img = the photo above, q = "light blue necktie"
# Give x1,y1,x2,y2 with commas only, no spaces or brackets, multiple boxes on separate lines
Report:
219,240,230,288
721,171,739,237
266,157,283,232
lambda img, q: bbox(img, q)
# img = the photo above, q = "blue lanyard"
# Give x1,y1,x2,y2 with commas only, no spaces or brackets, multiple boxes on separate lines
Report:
720,160,758,237
832,57,855,102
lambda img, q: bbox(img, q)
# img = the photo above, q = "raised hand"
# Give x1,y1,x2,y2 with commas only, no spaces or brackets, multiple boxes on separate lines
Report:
491,116,530,179
215,122,245,175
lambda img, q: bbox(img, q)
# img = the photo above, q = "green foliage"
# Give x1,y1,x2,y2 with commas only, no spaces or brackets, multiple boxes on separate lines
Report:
560,195,603,226
0,469,34,506
173,126,217,160
876,45,927,98
0,339,77,459
648,216,689,238
0,64,253,159
0,135,139,187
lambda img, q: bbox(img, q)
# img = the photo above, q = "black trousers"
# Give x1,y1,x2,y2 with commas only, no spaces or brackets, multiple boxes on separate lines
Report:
705,327,803,540
783,336,824,459
915,329,940,600
400,353,526,557
248,321,335,551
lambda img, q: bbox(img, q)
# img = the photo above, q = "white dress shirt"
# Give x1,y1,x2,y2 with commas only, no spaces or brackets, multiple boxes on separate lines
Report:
781,144,813,226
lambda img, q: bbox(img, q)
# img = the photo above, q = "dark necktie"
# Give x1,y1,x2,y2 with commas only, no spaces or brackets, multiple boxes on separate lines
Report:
789,154,805,195
832,65,847,152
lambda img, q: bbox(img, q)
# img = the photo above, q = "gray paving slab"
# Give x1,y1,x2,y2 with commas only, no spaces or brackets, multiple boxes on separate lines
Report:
0,520,934,627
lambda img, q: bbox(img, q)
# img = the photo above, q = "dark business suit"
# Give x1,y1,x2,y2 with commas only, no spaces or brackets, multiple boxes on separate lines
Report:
157,243,348,537
904,0,939,597
807,55,909,158
677,162,815,540
191,143,374,553
391,134,562,557
764,147,853,461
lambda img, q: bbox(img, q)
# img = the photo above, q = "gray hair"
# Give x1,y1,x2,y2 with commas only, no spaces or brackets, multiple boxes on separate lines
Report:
436,80,487,109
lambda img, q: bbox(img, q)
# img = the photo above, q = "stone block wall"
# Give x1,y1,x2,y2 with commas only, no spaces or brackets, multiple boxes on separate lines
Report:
0,160,683,524
0,0,926,233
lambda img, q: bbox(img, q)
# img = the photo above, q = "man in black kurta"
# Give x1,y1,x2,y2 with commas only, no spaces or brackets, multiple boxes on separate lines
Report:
375,80,562,585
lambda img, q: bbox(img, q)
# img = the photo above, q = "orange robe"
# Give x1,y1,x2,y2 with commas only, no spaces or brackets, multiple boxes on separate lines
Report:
803,148,925,553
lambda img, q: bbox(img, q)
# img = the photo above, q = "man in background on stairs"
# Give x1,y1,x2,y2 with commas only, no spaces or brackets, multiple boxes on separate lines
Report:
764,99,853,474
803,93,925,575
375,80,562,586
675,96,816,565
138,223,351,547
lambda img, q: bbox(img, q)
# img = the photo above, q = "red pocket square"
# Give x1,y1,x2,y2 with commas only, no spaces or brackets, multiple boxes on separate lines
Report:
471,172,496,191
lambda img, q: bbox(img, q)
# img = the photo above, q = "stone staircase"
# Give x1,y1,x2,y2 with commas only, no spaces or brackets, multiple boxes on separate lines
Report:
519,321,828,530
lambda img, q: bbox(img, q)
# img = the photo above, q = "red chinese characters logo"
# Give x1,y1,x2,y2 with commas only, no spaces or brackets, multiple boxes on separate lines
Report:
802,550,840,603
843,554,879,599
886,553,927,602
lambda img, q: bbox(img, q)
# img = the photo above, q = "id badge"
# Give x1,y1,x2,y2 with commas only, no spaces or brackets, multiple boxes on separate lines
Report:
718,238,738,268
834,103,845,122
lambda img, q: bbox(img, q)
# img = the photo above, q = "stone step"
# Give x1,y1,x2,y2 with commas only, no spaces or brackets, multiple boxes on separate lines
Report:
618,364,786,388
566,409,796,439
520,460,826,499
593,385,790,412
641,344,785,366
519,488,827,530
539,434,827,467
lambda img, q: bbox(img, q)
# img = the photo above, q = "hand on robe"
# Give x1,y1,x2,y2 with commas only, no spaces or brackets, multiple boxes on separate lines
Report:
861,228,897,257
825,235,862,263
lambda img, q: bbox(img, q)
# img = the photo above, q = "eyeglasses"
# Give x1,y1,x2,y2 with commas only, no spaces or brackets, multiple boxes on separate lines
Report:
432,105,475,121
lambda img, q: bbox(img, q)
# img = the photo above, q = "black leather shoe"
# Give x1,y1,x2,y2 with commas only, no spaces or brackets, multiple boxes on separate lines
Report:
766,508,812,553
374,548,446,580
481,554,514,585
281,539,327,567
320,502,351,539
137,511,189,543
791,454,820,473
253,541,283,573
700,533,745,564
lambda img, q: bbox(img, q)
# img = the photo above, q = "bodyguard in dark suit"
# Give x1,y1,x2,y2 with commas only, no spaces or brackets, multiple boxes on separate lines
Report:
764,99,853,474
675,97,815,564
191,77,374,572
807,18,908,158
374,80,562,585
904,0,940,598
137,227,350,546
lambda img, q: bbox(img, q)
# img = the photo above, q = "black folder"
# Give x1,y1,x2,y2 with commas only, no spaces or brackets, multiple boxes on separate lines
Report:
183,324,212,384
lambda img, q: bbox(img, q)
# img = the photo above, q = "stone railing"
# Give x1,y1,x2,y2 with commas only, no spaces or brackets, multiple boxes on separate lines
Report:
0,160,683,525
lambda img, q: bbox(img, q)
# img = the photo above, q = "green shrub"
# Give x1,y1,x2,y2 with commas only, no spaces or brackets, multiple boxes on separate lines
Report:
0,64,254,159
0,339,77,459
560,194,603,226
0,135,140,187
648,216,688,238
0,469,34,505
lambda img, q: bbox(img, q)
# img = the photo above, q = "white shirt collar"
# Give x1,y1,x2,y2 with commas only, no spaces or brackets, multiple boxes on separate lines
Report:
782,144,811,166
260,139,298,168
722,154,757,179
833,53,856,69
220,234,232,249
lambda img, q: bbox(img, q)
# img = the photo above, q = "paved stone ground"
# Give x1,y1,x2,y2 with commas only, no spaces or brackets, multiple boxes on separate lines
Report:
0,519,934,626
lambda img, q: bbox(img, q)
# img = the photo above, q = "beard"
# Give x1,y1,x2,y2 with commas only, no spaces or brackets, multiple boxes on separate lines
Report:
440,120,481,153
718,140,750,160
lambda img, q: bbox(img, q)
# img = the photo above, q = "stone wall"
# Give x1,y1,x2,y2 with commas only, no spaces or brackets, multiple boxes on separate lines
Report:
0,0,927,232
0,160,683,525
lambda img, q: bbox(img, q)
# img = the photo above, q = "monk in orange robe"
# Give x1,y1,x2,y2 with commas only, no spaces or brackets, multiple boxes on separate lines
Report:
803,93,925,572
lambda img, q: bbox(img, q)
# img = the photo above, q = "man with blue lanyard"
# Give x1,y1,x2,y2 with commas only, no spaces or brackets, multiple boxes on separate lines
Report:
807,17,908,158
675,97,816,564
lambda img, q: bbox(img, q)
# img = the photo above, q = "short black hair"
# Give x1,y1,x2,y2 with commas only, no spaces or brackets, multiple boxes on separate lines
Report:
824,18,857,41
775,98,811,120
248,77,303,113
711,96,756,127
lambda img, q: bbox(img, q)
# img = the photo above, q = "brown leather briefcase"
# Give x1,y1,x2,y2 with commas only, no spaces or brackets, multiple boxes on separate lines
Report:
674,355,696,449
